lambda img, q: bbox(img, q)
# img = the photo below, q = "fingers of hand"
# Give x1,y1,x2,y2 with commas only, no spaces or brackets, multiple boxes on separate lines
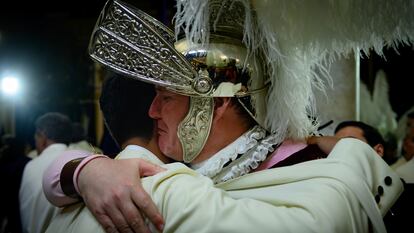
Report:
91,209,118,233
91,189,133,233
103,203,134,233
105,186,153,233
306,136,317,145
138,160,166,177
119,198,150,233
131,186,164,231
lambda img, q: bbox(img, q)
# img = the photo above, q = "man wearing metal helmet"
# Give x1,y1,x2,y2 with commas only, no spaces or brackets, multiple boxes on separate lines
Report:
43,0,414,232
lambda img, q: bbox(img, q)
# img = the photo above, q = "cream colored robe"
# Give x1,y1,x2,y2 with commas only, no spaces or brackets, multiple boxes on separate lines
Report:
46,139,403,233
20,144,68,233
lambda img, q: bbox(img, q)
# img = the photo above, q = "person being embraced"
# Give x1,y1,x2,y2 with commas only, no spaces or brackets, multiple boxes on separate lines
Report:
43,0,413,232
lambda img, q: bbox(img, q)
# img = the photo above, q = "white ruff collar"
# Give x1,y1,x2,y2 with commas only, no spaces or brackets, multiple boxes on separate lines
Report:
193,125,280,184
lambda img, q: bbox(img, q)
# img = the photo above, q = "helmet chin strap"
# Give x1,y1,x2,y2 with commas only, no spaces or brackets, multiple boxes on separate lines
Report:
178,96,215,163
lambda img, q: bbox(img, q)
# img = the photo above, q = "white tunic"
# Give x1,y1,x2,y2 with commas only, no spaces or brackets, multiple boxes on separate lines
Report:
46,139,402,233
20,143,68,233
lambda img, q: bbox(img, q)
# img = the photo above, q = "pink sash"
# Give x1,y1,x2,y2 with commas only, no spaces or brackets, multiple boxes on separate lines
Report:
255,140,307,171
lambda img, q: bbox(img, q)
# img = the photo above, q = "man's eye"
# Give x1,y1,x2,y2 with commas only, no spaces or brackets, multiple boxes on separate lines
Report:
162,96,173,101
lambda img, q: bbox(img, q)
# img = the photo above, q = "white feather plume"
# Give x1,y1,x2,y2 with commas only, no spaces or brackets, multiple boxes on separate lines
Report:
360,70,397,137
373,70,398,136
359,81,374,122
175,0,414,142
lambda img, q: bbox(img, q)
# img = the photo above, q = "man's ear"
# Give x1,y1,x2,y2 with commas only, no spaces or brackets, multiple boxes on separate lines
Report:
373,144,384,157
213,97,232,123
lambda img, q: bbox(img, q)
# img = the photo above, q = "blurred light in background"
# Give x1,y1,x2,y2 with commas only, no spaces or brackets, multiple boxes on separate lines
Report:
1,76,20,96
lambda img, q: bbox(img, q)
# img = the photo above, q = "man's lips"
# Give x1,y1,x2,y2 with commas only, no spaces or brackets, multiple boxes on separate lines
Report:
157,128,167,134
156,121,167,134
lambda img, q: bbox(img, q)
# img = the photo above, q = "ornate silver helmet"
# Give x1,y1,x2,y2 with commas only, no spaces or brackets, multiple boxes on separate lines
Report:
88,0,268,162
89,0,414,162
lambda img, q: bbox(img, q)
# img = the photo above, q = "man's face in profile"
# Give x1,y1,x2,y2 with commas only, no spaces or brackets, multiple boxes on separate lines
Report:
148,87,190,161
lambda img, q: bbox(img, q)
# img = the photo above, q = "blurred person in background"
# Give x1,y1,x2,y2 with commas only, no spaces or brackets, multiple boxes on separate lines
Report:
394,126,414,183
329,120,412,232
392,111,414,170
334,121,385,157
19,112,77,233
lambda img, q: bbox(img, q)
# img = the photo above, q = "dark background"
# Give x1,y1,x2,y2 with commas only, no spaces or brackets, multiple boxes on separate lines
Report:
0,0,174,148
0,0,413,148
361,45,414,118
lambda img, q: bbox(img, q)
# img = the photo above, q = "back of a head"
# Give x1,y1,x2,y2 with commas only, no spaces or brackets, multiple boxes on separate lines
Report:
35,112,73,144
335,121,385,147
99,73,155,147
71,122,86,143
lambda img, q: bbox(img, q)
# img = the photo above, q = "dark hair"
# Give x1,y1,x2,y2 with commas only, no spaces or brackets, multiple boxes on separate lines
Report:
233,98,256,129
71,122,86,143
407,111,414,119
35,112,73,144
334,121,385,147
99,73,155,147
213,97,256,130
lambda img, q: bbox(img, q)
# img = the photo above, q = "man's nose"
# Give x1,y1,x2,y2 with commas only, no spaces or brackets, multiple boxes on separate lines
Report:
148,95,161,119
